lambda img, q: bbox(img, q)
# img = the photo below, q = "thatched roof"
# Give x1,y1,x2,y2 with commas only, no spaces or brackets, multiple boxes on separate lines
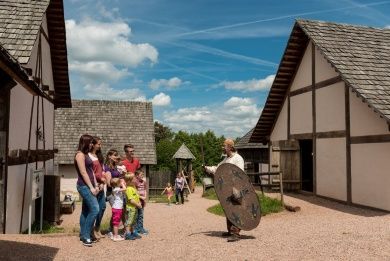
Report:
251,19,390,143
54,100,157,165
172,144,195,160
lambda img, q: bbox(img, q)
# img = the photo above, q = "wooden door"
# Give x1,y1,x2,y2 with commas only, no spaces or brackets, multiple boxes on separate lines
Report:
271,140,300,190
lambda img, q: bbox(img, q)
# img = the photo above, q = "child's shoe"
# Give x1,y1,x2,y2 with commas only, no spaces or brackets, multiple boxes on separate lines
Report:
139,228,149,235
125,232,136,240
106,231,113,239
132,231,142,239
112,235,125,242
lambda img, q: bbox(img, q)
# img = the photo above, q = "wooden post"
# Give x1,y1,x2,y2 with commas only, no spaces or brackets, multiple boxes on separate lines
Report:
279,171,284,205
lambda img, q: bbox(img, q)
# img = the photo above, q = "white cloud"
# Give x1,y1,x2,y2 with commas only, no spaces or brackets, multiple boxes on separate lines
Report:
161,97,262,138
385,25,390,29
151,93,171,106
83,83,146,101
149,77,183,90
219,75,275,92
69,61,130,82
65,19,158,67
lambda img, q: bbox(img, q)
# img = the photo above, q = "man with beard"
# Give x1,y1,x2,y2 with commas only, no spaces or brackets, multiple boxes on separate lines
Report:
204,138,244,242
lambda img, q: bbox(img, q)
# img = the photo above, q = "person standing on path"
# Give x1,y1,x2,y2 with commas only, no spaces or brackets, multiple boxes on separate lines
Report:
89,136,106,239
174,172,185,205
204,138,244,242
75,134,99,247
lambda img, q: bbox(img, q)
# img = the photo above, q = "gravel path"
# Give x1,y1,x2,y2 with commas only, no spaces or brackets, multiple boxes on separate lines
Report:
0,187,389,261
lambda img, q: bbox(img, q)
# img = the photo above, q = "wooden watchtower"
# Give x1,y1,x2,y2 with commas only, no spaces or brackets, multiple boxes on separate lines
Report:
172,144,196,192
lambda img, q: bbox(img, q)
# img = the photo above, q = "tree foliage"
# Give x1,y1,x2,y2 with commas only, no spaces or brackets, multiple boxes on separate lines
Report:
152,122,226,182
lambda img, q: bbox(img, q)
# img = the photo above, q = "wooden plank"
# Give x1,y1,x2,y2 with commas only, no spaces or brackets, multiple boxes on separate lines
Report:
290,133,312,140
317,130,346,139
312,42,317,195
345,83,352,204
350,134,390,144
289,85,312,97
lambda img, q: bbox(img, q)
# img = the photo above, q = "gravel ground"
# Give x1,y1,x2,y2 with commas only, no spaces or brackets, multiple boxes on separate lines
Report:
0,187,389,261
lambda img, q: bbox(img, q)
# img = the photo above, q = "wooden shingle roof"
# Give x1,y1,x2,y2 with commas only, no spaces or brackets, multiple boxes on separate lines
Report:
251,19,390,143
54,100,157,165
172,144,195,160
236,128,267,149
0,0,71,108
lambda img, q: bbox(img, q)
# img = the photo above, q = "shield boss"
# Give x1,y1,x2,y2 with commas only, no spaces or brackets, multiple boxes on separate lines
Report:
214,163,261,231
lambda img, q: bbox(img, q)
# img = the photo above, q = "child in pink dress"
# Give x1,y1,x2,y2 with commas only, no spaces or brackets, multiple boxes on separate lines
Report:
161,182,174,205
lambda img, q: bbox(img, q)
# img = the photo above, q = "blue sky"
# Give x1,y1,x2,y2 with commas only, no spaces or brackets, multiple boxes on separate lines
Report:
64,0,390,138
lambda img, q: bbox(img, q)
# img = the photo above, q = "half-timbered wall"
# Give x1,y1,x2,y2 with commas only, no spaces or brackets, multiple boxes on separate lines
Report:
6,13,56,233
270,99,288,141
350,89,390,210
290,43,312,92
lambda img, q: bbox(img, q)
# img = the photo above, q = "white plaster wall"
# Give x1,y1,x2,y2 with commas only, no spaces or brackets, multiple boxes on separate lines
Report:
351,143,390,211
270,99,288,141
6,161,44,233
315,47,339,82
316,82,345,132
316,138,347,201
290,92,312,134
290,42,312,91
9,85,37,151
350,89,389,136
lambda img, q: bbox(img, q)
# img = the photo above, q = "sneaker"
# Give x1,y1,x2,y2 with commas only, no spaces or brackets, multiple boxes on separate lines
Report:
125,232,136,240
132,231,142,239
90,235,98,243
139,228,149,235
112,235,125,242
82,238,93,247
227,234,240,242
175,202,179,205
106,231,113,239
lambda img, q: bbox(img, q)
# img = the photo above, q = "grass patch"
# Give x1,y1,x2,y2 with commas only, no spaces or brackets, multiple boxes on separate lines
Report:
202,188,218,200
149,195,176,204
23,220,65,234
207,193,283,217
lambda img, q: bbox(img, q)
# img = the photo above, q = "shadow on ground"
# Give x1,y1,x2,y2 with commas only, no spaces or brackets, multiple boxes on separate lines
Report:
189,231,256,240
0,240,59,260
282,192,389,217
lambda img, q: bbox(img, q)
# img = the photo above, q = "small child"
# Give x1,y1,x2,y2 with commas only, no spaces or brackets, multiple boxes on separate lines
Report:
134,170,148,235
161,182,173,205
124,173,142,240
110,178,125,241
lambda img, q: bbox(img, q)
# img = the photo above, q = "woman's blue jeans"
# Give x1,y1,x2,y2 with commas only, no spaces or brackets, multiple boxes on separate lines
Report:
95,190,106,230
77,185,99,240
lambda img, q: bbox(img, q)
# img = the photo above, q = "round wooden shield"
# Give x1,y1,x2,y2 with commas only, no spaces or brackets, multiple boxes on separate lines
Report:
214,163,261,231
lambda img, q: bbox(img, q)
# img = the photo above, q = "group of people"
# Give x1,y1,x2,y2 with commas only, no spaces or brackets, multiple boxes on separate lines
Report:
74,134,148,247
75,134,245,246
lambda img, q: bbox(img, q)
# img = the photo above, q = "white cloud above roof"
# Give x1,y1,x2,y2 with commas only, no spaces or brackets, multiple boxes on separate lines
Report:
151,92,171,106
218,75,275,92
161,96,261,137
83,83,146,101
66,19,158,67
149,77,184,90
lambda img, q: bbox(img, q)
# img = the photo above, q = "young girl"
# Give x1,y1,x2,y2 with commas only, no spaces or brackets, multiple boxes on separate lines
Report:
161,182,173,205
110,178,126,241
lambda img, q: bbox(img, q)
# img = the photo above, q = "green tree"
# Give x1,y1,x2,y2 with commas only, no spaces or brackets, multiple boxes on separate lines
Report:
154,121,174,143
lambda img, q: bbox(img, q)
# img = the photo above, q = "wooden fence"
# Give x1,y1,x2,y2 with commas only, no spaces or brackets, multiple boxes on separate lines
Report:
148,170,176,196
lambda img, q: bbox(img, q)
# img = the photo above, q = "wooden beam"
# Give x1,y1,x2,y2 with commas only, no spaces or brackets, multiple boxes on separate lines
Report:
350,134,390,144
312,42,317,195
345,83,352,204
290,133,312,140
317,130,346,139
7,149,56,166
